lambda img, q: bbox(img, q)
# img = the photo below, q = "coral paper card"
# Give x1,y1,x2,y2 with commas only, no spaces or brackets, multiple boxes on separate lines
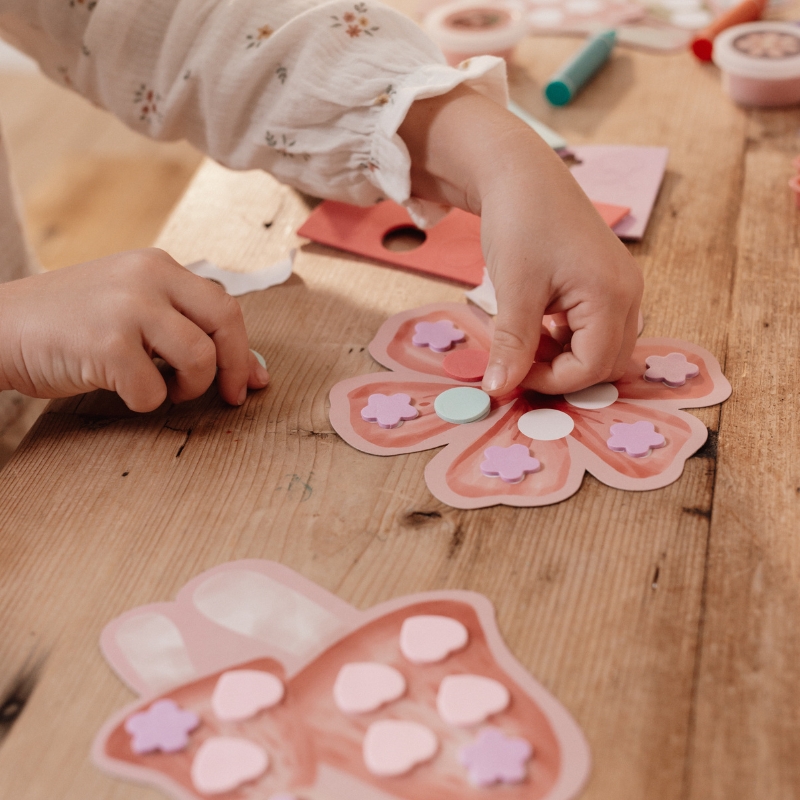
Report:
298,201,485,286
569,146,669,240
328,303,731,509
297,199,629,287
93,559,592,800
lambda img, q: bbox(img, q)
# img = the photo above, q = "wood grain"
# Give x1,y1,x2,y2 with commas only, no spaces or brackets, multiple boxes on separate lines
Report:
0,29,796,800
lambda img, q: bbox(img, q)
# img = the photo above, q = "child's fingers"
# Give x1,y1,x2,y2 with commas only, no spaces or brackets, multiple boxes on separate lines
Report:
148,311,219,404
163,264,252,406
607,303,641,381
524,305,626,395
113,347,169,413
247,350,270,390
482,282,548,396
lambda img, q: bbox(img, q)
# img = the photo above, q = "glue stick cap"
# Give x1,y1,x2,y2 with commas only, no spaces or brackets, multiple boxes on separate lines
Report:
423,0,528,66
544,29,616,106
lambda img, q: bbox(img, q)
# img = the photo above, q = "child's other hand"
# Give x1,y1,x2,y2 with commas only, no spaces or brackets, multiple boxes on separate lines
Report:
0,249,270,411
399,86,643,396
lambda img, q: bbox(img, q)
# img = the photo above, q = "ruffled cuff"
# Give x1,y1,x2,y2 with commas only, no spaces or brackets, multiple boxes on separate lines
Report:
370,55,508,228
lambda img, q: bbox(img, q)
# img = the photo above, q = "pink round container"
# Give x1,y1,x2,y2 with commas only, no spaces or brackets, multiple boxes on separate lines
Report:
423,0,528,66
713,22,800,107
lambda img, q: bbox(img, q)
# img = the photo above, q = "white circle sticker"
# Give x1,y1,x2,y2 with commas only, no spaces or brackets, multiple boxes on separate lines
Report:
517,409,575,441
564,383,619,410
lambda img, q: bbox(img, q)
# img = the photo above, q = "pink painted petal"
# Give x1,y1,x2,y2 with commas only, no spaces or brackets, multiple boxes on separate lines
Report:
569,399,708,490
425,396,585,509
330,372,471,455
368,303,493,377
615,338,731,408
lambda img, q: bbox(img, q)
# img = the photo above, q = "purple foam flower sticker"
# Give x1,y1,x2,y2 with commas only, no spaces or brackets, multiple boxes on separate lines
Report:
124,699,200,754
361,393,418,429
644,352,700,387
480,444,540,483
607,420,666,458
459,727,533,787
412,320,466,352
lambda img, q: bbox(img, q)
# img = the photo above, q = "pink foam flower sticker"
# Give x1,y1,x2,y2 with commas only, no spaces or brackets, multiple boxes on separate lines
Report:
329,303,732,509
124,699,199,754
412,320,466,352
460,727,533,786
644,352,700,387
361,393,418,429
607,421,666,458
480,444,541,483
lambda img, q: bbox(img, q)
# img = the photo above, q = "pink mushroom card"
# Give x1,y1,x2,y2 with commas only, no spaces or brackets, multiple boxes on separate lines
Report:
93,560,591,800
328,303,731,509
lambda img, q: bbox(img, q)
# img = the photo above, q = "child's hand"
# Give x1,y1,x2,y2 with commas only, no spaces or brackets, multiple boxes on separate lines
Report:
399,85,643,396
0,249,270,411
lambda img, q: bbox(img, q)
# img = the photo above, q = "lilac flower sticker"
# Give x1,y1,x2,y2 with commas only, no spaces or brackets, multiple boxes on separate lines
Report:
480,444,540,483
412,320,466,352
459,727,533,787
124,699,200,754
361,393,419,429
644,352,700,387
607,420,666,458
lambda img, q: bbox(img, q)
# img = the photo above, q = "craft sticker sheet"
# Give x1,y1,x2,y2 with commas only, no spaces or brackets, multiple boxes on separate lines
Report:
93,560,591,800
328,303,731,509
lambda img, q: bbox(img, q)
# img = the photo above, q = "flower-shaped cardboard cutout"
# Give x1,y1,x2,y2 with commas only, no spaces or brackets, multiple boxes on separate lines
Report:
93,560,590,800
328,303,731,509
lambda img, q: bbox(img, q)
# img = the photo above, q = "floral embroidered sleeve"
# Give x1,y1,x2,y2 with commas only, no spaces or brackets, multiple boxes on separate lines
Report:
0,0,507,226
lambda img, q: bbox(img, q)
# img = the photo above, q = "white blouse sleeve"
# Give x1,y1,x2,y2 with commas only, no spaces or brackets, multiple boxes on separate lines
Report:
0,0,508,226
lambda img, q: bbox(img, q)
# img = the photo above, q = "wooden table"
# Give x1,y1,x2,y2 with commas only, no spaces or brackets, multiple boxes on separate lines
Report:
1,22,799,800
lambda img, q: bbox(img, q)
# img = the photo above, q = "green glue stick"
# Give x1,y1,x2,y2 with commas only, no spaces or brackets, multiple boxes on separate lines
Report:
544,29,616,106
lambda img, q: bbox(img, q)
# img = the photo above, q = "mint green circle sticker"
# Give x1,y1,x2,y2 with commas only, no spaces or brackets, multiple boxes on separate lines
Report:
434,387,491,424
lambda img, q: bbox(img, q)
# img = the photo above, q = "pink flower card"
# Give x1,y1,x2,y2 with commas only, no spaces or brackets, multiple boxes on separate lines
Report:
328,303,731,509
93,560,591,800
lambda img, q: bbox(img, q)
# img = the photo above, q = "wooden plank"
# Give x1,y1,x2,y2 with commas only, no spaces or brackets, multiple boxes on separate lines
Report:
686,108,800,800
0,42,759,800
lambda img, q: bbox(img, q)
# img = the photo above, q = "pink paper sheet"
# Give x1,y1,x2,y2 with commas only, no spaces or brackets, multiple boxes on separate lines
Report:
569,145,669,240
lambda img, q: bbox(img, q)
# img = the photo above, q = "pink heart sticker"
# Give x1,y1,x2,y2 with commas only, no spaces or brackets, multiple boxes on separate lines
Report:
363,720,438,776
333,662,406,714
400,615,469,664
190,737,269,794
437,674,510,726
211,670,285,722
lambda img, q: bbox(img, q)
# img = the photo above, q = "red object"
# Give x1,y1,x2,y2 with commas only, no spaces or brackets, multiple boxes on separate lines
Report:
690,0,768,61
442,348,491,382
298,199,631,287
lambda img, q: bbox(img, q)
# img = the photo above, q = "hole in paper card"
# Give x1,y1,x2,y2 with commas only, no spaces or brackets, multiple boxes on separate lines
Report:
382,226,427,252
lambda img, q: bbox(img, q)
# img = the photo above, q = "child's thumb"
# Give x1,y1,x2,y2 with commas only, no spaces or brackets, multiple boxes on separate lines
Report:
481,290,547,396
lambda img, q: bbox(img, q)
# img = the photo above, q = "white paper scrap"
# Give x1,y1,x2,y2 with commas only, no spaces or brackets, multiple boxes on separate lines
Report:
508,101,568,151
185,250,295,296
465,268,497,316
